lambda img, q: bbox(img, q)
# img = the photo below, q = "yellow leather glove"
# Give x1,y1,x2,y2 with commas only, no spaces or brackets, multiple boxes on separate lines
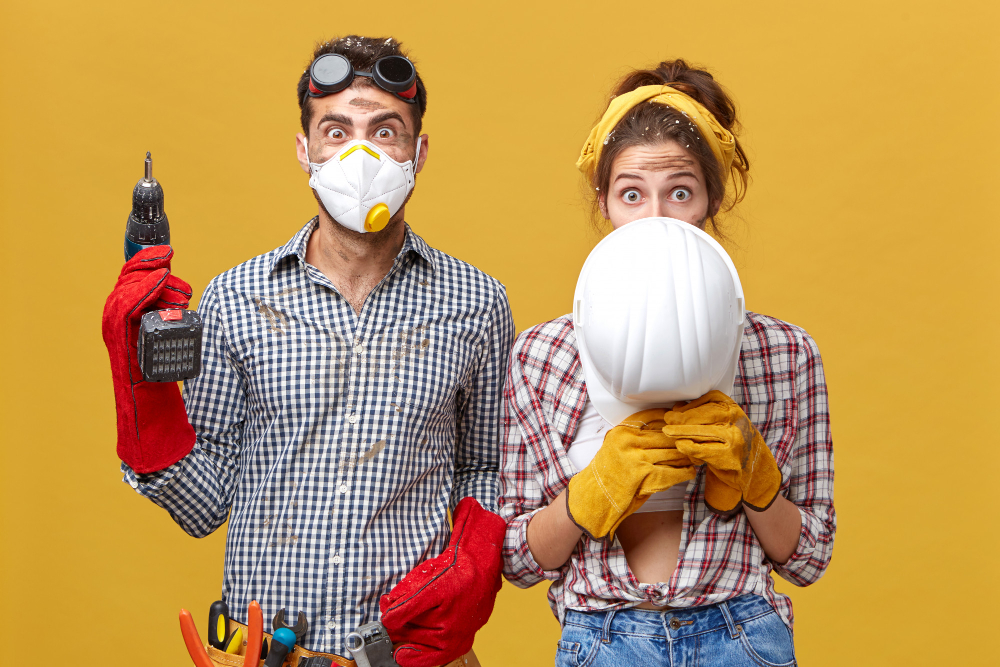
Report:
662,391,782,516
567,409,697,540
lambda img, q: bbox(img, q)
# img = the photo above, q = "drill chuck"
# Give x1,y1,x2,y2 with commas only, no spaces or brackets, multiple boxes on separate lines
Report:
123,151,203,383
125,152,170,260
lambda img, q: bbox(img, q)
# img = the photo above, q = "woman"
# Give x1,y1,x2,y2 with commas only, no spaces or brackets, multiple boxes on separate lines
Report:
498,60,835,666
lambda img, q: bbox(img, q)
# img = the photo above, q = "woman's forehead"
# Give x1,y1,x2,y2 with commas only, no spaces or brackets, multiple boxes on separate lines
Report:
612,142,702,178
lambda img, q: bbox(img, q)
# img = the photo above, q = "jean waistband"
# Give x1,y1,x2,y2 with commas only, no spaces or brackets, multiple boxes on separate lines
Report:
563,595,775,640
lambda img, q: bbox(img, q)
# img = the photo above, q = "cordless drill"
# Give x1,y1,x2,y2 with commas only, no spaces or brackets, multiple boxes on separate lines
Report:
125,152,203,382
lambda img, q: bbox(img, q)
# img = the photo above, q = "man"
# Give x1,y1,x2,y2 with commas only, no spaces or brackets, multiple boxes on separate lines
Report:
102,36,513,666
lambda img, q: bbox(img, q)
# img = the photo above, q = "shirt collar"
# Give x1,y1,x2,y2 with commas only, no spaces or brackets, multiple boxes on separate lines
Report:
268,218,437,275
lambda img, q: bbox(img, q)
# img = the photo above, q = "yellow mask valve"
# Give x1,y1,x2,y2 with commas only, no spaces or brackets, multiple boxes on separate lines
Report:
365,203,391,232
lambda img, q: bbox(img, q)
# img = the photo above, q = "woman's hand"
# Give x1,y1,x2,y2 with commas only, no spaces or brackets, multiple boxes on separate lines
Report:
527,409,696,570
567,409,696,540
662,391,782,514
662,390,802,564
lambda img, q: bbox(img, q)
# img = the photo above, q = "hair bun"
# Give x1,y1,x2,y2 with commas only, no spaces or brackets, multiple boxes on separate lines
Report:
613,59,736,131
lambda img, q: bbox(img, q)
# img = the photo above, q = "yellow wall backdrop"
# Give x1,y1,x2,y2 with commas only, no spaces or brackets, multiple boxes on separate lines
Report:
1,1,997,665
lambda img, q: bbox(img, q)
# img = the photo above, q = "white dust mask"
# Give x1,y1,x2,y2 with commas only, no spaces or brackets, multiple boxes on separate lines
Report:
305,137,420,233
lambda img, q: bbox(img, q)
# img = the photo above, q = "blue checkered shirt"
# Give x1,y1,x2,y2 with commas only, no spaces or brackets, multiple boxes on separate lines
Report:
122,218,514,654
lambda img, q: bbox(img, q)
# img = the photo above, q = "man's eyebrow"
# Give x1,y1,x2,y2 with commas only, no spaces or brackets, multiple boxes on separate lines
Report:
317,112,354,127
368,110,406,127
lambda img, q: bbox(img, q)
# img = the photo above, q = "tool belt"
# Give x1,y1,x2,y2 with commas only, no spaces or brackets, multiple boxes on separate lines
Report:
199,619,481,667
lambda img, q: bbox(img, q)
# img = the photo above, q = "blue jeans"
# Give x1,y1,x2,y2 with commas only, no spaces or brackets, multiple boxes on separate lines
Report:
556,595,796,667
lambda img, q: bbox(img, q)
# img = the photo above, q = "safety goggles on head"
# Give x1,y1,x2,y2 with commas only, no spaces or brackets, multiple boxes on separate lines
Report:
308,53,418,103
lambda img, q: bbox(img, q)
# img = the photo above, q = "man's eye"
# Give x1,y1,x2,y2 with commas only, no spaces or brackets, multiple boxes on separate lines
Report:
376,128,395,139
327,128,346,139
622,189,641,204
671,187,692,202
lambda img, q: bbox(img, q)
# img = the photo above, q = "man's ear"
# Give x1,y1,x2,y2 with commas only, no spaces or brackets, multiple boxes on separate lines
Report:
296,133,311,175
415,134,429,174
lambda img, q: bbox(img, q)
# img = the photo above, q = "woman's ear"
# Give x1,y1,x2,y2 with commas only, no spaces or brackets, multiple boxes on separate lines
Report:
709,197,722,218
598,192,610,220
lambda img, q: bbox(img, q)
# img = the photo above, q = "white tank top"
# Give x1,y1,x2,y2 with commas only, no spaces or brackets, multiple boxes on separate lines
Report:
566,397,687,513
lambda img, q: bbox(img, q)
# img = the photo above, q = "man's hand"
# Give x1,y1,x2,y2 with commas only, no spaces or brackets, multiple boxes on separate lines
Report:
102,245,196,473
379,498,505,667
662,390,783,515
566,409,697,540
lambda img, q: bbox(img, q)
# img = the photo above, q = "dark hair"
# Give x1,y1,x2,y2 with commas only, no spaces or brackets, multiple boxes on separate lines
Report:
296,36,428,136
590,59,749,235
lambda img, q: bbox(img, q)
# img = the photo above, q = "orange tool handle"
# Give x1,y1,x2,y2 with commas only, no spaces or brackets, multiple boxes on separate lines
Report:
179,608,216,667
243,600,263,667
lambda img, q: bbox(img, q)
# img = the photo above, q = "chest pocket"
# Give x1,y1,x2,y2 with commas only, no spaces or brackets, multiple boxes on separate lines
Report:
238,297,349,411
373,320,459,422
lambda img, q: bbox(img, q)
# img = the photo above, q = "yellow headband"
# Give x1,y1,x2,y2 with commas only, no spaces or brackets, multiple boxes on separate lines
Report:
576,85,736,185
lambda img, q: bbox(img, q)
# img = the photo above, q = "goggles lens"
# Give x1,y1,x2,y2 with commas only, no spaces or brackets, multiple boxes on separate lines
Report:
310,54,353,93
373,56,416,91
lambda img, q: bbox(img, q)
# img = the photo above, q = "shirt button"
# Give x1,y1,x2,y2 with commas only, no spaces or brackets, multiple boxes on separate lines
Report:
333,555,342,564
327,620,338,630
348,414,358,424
354,344,364,354
339,484,348,493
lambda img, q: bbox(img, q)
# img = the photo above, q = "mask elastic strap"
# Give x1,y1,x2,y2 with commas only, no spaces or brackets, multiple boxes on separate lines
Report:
302,136,314,171
410,136,423,177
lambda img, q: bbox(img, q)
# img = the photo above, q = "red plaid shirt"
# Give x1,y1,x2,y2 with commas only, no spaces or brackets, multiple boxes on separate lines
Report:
498,312,835,629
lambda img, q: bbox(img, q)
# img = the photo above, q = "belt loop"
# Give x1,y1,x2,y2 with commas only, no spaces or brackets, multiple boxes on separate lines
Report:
601,608,617,644
719,600,740,640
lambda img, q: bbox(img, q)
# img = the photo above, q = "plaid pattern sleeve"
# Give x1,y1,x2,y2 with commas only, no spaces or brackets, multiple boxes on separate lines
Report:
120,219,512,654
498,312,836,629
498,321,585,587
450,287,515,513
771,330,835,586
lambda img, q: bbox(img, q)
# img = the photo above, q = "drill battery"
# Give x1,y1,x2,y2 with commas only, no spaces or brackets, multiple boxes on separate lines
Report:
137,309,203,382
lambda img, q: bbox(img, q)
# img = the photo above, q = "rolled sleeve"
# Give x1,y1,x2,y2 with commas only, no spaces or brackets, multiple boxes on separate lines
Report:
772,332,836,586
503,508,565,588
498,332,574,588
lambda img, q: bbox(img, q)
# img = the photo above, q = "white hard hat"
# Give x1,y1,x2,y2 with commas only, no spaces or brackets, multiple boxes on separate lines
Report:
573,217,746,425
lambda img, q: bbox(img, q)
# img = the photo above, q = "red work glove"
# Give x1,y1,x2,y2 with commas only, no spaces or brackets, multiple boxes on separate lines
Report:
379,497,506,667
102,245,196,473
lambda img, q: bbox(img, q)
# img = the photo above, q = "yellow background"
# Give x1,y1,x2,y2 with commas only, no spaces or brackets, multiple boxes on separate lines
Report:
1,1,997,665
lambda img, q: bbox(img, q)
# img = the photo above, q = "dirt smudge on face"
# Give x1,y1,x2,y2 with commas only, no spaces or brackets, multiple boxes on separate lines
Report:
350,98,386,111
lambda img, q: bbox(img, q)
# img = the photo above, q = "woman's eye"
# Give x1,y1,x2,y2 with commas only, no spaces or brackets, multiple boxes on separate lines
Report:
376,128,395,139
671,187,692,202
327,128,346,139
622,189,641,204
